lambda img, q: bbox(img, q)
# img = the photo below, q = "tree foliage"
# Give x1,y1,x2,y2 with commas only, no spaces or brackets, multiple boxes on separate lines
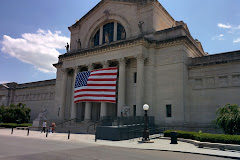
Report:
214,104,240,135
0,103,31,123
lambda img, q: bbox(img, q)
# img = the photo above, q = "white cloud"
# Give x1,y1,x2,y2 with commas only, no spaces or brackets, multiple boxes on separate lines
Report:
212,34,224,41
218,23,232,29
0,81,9,84
1,29,70,73
233,38,240,43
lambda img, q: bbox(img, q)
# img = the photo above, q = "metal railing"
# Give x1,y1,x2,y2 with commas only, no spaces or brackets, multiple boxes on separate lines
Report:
55,118,79,128
98,116,155,127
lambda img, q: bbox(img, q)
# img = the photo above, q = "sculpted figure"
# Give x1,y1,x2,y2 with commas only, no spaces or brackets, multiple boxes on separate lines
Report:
121,105,130,117
76,39,81,50
121,29,126,40
105,32,109,44
138,21,144,35
36,107,48,121
65,43,69,53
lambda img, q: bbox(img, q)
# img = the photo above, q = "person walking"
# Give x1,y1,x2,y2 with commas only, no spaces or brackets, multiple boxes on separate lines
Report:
42,121,47,133
51,122,56,133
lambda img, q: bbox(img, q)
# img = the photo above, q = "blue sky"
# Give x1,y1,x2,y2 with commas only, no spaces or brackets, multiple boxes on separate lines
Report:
0,0,239,84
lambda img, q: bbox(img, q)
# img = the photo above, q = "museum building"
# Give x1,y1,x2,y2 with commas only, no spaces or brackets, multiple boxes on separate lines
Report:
1,0,240,131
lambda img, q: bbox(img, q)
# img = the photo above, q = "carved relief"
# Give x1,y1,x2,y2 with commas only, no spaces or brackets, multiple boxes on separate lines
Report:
206,77,215,87
232,75,240,85
76,39,81,50
101,61,109,68
193,74,240,90
38,94,41,99
50,93,54,99
103,10,110,19
42,93,46,99
13,91,55,102
194,79,203,89
219,76,228,87
46,93,49,99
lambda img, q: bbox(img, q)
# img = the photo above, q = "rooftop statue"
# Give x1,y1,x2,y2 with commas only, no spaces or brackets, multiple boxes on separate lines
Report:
65,43,69,53
138,21,144,35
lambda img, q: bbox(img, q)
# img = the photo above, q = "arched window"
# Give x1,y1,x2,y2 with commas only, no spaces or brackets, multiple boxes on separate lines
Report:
103,22,114,44
93,29,100,46
117,23,126,40
92,22,126,47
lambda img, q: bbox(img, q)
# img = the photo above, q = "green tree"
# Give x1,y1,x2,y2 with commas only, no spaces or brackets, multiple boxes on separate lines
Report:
214,104,240,135
0,103,31,123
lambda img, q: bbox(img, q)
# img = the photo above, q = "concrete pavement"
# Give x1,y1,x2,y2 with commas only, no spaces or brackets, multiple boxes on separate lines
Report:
0,129,239,159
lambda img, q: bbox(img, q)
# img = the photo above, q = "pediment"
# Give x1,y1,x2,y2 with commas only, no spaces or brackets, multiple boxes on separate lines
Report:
70,0,142,29
69,0,164,30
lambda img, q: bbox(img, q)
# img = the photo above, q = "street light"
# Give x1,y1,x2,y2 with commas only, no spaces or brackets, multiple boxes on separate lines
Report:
142,104,150,141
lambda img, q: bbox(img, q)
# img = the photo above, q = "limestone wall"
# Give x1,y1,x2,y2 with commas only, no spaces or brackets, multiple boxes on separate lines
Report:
188,55,240,127
0,86,9,106
12,80,56,121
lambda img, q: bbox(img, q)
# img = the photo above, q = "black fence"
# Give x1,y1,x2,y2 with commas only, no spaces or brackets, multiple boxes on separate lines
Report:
96,116,158,141
98,116,155,127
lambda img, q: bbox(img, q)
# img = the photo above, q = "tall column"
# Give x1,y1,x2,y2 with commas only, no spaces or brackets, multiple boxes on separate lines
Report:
114,22,117,41
99,26,103,45
117,58,126,116
84,64,93,121
136,54,145,116
60,68,68,119
70,66,79,119
100,61,109,118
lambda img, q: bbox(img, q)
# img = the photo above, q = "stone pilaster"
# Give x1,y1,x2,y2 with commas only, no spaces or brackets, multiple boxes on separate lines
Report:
100,61,109,117
60,68,68,119
99,26,103,45
84,64,93,121
114,22,117,41
117,58,126,116
70,66,79,119
136,54,145,116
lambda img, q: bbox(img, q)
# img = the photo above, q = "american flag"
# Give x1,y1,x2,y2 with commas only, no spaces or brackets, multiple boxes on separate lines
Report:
74,67,118,103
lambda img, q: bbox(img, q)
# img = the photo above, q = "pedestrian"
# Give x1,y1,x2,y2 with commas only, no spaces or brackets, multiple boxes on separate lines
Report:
51,122,56,133
42,121,47,133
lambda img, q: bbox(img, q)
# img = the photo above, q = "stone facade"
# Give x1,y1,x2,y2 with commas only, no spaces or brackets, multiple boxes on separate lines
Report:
1,0,239,132
0,80,56,121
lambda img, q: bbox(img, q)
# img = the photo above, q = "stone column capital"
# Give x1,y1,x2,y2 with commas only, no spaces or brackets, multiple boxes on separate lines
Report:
117,57,126,65
101,61,109,68
61,68,67,73
135,54,146,61
87,63,93,71
73,66,79,71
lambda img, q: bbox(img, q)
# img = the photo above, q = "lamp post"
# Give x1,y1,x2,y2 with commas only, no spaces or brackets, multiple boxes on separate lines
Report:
142,104,150,141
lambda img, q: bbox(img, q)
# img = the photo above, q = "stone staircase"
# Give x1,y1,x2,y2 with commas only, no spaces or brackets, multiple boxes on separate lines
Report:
55,121,97,134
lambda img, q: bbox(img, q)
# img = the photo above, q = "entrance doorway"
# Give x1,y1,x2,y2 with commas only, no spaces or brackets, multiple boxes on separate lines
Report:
77,102,85,121
91,102,101,121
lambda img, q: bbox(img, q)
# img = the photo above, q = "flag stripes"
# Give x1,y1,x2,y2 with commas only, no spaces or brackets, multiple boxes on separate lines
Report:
74,67,118,103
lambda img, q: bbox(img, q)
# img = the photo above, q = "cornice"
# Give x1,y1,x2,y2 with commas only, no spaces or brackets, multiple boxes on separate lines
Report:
59,37,148,62
16,79,56,89
53,62,63,68
188,50,240,68
57,35,202,63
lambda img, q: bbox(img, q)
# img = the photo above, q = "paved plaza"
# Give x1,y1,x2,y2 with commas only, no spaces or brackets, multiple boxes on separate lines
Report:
0,129,239,159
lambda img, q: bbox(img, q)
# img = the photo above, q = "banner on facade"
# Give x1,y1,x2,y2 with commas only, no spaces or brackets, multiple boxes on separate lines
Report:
74,67,118,103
